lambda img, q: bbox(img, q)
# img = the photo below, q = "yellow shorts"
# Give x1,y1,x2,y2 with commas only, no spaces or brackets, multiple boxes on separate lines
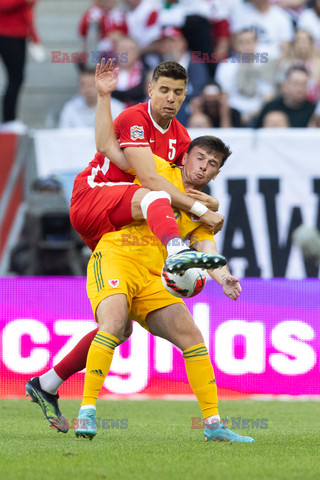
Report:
87,249,184,331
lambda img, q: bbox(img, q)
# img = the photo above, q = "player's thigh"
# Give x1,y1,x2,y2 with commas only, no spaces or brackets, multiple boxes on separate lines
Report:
130,274,203,350
87,250,142,325
70,183,141,239
147,303,204,351
130,274,184,331
96,294,128,338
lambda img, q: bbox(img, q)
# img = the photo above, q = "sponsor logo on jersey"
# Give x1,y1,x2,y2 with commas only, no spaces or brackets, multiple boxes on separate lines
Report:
108,279,120,288
130,125,144,140
190,214,201,222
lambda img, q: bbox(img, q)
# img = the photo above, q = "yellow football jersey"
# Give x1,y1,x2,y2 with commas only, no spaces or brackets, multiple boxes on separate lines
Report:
95,155,215,276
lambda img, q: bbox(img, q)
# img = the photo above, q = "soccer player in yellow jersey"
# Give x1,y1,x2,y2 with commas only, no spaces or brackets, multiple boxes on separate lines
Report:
74,135,254,443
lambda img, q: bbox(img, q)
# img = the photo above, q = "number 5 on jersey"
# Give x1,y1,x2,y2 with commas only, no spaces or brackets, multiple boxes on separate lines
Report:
168,139,177,161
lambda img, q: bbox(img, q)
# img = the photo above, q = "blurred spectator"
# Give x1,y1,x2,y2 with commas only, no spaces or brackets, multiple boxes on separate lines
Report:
190,82,241,128
58,66,124,128
187,111,213,128
230,0,294,62
255,65,316,128
79,0,127,56
206,0,236,57
0,0,41,131
159,0,215,74
122,0,161,49
270,0,308,29
262,109,290,127
297,0,320,50
156,26,209,125
215,28,275,126
110,35,147,107
310,98,320,126
277,29,320,103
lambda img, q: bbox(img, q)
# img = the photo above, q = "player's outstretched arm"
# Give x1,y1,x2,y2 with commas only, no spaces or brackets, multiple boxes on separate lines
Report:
95,58,130,171
192,238,241,301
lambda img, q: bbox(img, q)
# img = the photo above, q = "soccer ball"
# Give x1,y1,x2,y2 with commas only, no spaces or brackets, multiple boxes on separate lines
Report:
161,265,207,298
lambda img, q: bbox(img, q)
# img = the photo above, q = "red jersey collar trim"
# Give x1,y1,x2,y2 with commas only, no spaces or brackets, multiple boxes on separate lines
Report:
148,101,172,134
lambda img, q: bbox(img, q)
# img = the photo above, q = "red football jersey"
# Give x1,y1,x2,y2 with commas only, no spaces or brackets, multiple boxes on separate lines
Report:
114,101,191,166
70,101,191,250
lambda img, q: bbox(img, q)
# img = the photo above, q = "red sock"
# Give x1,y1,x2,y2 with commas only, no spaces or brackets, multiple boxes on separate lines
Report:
54,327,99,380
145,197,181,247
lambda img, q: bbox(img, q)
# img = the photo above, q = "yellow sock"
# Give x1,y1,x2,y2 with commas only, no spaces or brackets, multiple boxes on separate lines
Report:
82,331,119,406
183,343,218,418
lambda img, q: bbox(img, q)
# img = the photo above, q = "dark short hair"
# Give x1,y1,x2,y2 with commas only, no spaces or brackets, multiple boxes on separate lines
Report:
285,65,309,79
237,28,258,40
77,61,96,75
187,135,232,168
152,61,188,85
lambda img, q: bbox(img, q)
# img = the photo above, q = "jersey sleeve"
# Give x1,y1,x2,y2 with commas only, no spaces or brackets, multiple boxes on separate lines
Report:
189,224,215,246
114,107,151,149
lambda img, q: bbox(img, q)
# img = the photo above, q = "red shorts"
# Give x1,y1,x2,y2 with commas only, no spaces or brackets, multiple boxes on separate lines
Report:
70,180,142,251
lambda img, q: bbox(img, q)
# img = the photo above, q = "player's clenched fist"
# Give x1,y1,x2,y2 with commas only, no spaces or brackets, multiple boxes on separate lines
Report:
201,210,224,234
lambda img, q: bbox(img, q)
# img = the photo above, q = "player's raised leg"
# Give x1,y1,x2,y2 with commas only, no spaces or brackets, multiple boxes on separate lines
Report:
147,303,255,443
131,188,227,274
164,249,227,274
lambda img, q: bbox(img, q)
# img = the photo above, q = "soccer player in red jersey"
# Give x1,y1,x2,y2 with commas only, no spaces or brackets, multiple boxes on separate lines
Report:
25,60,226,430
70,58,223,260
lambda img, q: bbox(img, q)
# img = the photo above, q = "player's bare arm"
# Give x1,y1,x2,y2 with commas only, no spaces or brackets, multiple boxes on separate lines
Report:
95,58,130,171
192,238,242,301
186,188,219,212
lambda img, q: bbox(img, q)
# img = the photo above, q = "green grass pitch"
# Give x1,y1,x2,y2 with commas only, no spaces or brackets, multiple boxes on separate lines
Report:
1,398,320,480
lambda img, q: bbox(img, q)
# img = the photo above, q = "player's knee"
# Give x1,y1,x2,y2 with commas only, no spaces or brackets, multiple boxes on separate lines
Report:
98,316,127,339
95,296,128,338
140,191,172,219
123,319,133,338
186,324,204,346
131,188,151,220
172,322,204,351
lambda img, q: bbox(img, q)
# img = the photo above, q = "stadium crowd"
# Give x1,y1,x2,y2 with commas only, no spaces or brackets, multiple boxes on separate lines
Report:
1,0,320,130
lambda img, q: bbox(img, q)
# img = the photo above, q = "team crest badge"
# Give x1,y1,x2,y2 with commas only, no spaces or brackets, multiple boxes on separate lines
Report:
130,125,144,140
108,279,120,288
190,214,201,222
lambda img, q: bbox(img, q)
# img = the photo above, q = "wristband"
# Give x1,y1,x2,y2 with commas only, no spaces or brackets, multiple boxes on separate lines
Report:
190,201,208,217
